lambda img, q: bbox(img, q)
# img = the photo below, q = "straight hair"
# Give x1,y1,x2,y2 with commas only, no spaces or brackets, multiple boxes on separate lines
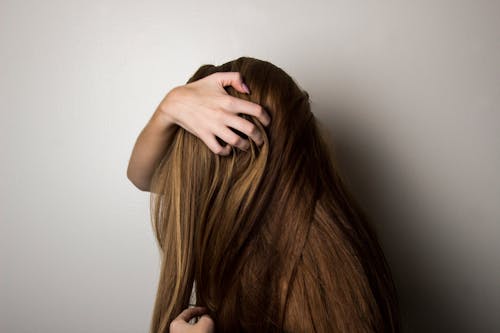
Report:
148,56,401,332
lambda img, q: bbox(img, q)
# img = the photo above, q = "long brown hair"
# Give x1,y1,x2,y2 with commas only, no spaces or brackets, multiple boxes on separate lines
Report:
148,56,401,332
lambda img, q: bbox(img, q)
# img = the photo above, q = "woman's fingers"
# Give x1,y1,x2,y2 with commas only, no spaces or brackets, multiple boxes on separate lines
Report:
212,72,251,94
223,115,264,146
215,125,250,151
196,314,215,331
165,71,271,156
169,306,214,333
222,95,271,127
211,72,271,127
175,306,208,322
203,131,232,156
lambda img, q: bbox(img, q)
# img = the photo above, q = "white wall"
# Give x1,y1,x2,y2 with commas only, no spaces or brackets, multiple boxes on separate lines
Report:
1,1,498,332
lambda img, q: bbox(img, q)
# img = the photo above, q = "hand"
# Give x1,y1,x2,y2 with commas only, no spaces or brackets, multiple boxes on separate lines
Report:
157,72,271,155
169,306,215,333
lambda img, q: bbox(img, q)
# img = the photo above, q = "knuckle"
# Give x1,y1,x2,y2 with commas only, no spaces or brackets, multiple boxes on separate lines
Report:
228,134,241,146
256,106,265,117
247,123,258,136
214,108,225,120
213,145,223,154
221,95,233,109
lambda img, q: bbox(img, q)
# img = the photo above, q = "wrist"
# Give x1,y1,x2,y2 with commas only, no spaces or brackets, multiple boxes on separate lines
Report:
152,105,176,130
157,87,182,125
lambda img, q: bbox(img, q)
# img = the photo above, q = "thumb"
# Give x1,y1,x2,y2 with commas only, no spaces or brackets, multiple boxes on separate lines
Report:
212,72,251,94
195,314,215,331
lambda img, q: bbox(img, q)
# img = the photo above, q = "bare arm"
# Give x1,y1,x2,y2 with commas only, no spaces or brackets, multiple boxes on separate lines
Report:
126,107,176,192
126,72,271,192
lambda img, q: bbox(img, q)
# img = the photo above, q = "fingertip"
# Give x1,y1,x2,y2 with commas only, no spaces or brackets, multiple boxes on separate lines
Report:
198,314,215,328
223,145,232,156
264,111,272,126
241,82,250,94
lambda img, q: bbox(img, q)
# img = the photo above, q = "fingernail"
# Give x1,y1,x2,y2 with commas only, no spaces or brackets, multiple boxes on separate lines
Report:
242,82,250,94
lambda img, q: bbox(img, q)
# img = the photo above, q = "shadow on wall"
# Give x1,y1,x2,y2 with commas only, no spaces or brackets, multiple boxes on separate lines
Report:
314,102,482,333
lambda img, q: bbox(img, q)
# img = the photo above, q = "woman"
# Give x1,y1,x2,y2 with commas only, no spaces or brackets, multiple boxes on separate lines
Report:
127,57,401,333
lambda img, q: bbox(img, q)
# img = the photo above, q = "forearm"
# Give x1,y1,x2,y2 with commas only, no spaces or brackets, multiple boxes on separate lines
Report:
127,108,177,191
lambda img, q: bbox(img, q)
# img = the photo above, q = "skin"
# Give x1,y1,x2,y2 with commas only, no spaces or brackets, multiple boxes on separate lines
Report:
127,71,271,192
169,306,214,333
127,72,271,331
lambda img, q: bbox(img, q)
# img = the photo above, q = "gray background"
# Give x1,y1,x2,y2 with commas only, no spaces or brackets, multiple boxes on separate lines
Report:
1,0,498,332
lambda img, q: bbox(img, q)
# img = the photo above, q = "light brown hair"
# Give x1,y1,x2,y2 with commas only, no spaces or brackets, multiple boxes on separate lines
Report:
148,56,401,332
